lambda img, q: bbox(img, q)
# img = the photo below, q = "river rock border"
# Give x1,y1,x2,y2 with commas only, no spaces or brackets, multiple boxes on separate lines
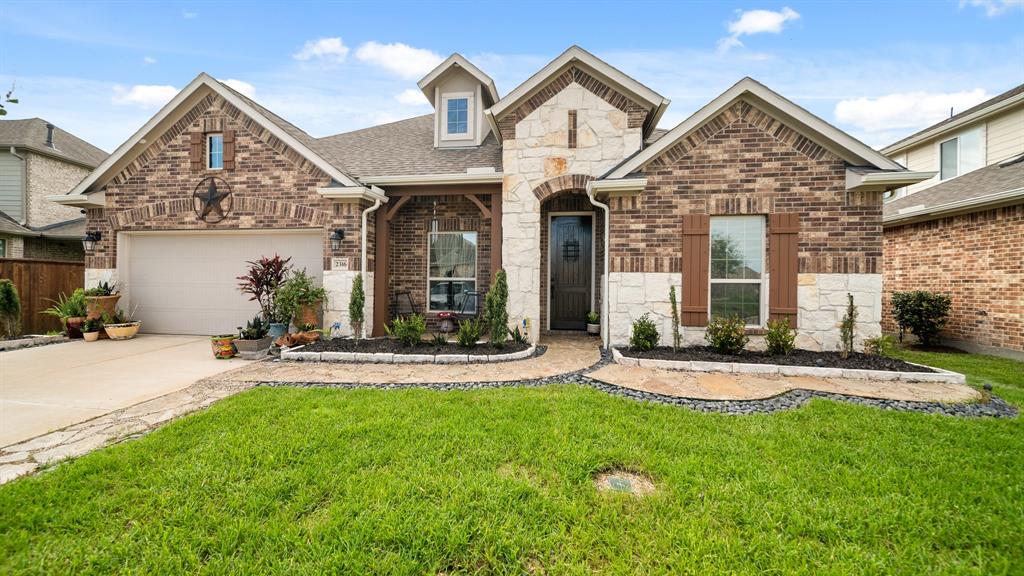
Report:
0,334,68,352
281,344,538,364
611,348,966,384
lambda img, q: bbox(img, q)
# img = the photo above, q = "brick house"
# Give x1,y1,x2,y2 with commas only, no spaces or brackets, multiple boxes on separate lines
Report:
881,84,1024,357
54,46,929,347
0,119,107,260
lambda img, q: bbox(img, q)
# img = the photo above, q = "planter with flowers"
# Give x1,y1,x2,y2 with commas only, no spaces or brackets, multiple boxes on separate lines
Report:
234,315,273,360
237,255,292,339
276,269,327,330
84,282,120,321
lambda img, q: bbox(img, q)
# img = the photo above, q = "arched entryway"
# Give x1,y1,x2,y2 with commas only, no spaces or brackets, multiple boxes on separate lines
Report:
539,189,604,332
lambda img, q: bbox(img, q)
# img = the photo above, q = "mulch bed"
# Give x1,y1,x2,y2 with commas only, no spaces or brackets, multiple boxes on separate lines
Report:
302,338,531,357
616,346,936,373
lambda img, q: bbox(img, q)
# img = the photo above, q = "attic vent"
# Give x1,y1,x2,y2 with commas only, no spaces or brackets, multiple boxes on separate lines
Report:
45,123,55,148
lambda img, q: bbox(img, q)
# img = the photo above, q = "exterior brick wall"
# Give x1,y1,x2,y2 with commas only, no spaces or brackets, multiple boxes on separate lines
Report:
539,192,604,330
85,93,364,272
883,204,1024,353
610,100,883,275
23,237,83,261
25,152,91,228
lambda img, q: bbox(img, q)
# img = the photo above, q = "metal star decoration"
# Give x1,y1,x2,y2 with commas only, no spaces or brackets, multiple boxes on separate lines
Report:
192,177,232,223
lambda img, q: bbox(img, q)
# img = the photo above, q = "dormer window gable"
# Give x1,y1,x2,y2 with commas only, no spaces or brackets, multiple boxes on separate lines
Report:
418,53,499,149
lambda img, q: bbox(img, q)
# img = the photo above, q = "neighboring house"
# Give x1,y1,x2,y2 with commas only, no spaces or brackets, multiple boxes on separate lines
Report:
0,118,107,260
54,46,929,348
881,84,1024,357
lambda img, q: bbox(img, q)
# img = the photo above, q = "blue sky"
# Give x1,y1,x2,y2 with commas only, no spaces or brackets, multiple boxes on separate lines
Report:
2,1,1022,152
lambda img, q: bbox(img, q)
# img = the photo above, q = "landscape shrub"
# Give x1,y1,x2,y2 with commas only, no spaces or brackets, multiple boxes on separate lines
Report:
669,285,681,352
275,269,328,321
704,315,748,355
0,279,21,337
456,318,482,348
385,314,425,347
237,255,291,322
348,273,365,341
891,291,952,347
764,318,796,356
629,314,660,351
839,293,857,358
510,325,529,345
484,269,509,348
864,334,898,356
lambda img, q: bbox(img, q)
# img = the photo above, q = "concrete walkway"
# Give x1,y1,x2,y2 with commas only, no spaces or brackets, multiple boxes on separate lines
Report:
0,335,249,447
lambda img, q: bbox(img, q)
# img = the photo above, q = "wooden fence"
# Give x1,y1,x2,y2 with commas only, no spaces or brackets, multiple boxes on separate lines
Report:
0,258,84,335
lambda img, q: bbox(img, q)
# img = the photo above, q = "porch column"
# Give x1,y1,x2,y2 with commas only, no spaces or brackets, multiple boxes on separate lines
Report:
372,207,388,337
491,191,502,278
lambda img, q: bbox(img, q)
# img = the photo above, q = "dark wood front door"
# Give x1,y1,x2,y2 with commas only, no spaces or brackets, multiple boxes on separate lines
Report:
550,215,593,330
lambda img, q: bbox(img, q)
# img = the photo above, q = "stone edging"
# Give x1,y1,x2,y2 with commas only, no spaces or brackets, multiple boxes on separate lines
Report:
0,335,67,352
281,344,538,364
611,348,966,384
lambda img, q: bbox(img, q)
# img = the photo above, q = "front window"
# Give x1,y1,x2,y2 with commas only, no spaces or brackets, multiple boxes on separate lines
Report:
939,127,983,180
207,133,223,170
428,231,477,312
709,216,765,325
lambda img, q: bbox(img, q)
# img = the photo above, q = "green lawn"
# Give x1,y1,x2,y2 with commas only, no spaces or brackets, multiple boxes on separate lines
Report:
2,353,1022,575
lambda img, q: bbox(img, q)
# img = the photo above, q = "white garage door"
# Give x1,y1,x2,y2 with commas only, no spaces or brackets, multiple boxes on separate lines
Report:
124,230,323,335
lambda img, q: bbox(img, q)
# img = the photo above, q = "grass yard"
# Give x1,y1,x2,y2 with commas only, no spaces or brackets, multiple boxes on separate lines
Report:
1,352,1022,574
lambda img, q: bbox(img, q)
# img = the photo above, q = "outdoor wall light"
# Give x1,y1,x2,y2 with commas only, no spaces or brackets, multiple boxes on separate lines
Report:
82,231,101,252
330,229,346,250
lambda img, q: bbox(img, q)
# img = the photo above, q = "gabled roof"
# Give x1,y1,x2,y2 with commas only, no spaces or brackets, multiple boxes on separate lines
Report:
882,83,1024,155
884,154,1024,225
67,73,362,197
417,54,499,105
0,118,107,168
316,114,502,179
606,77,905,179
486,45,670,140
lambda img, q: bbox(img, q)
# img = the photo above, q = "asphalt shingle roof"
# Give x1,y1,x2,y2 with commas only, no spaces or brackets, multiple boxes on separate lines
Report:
884,155,1024,220
0,210,36,237
0,118,107,168
883,84,1024,152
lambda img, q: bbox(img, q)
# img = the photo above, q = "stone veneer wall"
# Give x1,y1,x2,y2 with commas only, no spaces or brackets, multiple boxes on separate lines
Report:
323,270,373,337
883,204,1024,353
501,81,645,341
25,152,90,228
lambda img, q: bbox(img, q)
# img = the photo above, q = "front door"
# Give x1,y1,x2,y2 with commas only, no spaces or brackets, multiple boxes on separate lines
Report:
550,215,593,330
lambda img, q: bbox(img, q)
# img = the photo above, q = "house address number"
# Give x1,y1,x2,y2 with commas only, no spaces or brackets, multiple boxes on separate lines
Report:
331,257,349,271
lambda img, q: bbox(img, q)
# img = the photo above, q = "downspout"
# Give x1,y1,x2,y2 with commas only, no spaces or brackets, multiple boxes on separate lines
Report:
9,147,27,225
360,191,384,340
586,184,611,350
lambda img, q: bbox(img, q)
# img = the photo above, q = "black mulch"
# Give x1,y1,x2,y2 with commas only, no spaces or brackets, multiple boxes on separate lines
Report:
616,346,936,373
302,338,531,357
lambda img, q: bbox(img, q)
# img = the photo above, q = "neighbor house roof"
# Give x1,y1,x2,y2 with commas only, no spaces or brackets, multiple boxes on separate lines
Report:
34,217,86,240
884,154,1024,225
882,83,1024,155
0,118,108,168
315,114,502,179
0,210,37,237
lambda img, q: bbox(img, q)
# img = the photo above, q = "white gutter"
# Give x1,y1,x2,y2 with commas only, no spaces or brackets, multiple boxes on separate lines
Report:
585,181,613,350
884,186,1024,226
359,172,503,186
845,169,936,192
48,191,105,208
587,178,648,195
317,185,388,203
360,194,385,339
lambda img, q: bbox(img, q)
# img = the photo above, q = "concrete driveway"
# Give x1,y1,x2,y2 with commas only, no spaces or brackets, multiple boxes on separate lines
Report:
0,335,249,447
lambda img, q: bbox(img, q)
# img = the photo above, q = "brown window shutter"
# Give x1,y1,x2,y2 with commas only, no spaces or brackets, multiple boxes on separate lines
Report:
681,214,710,326
769,213,800,328
223,129,236,170
189,132,203,171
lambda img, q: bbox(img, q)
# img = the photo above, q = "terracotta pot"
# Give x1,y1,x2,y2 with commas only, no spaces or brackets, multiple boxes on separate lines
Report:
104,321,141,340
210,334,237,359
83,331,100,342
233,336,273,360
296,301,321,329
65,316,85,339
86,294,121,321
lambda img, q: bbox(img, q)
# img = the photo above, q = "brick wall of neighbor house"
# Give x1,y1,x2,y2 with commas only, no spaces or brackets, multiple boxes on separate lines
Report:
539,192,603,330
605,100,884,350
883,204,1024,353
386,194,492,331
83,93,367,324
25,152,90,228
23,237,84,261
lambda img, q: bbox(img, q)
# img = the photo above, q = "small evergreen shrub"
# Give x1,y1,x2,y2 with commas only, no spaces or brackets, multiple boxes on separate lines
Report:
764,318,796,356
349,273,365,341
629,314,660,351
484,269,509,349
0,279,21,338
430,333,448,346
839,293,857,359
704,315,748,355
456,318,482,348
385,314,425,347
669,285,681,352
863,334,898,356
891,290,952,347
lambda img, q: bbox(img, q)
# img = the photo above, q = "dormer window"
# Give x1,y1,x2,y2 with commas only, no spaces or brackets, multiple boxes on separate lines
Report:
442,93,473,140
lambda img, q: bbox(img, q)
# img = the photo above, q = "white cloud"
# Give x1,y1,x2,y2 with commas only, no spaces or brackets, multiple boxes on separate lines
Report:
834,89,991,133
395,88,428,106
142,56,156,65
718,7,800,52
293,37,349,64
960,0,1023,16
111,84,177,108
220,78,255,98
182,10,197,19
355,41,443,79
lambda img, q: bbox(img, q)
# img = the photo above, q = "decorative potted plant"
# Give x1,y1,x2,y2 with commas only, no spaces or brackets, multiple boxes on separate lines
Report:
102,305,141,340
81,318,101,342
233,315,272,360
237,255,291,340
210,334,237,359
84,281,120,321
436,311,456,334
586,311,600,335
276,269,327,330
42,289,88,339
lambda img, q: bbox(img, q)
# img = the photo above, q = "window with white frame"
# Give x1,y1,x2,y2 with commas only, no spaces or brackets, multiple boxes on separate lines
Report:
428,231,477,312
442,93,472,140
709,216,765,325
0,238,6,258
207,133,224,170
939,127,983,180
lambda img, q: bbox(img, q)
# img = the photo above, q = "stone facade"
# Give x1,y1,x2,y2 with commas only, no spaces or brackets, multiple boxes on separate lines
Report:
883,204,1024,354
24,152,89,228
